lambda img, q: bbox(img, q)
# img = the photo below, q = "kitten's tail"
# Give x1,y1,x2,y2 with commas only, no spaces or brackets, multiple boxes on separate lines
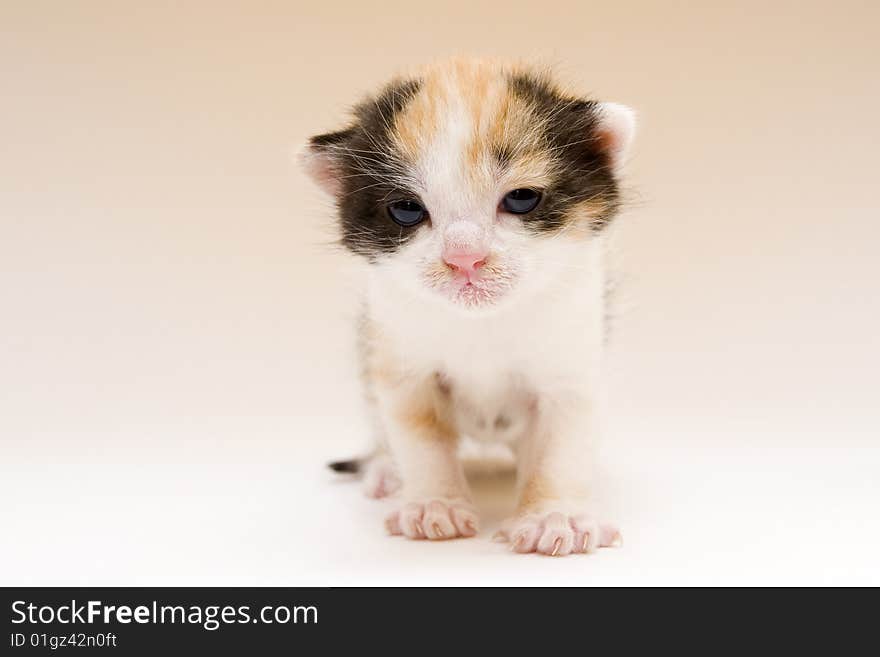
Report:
327,458,362,474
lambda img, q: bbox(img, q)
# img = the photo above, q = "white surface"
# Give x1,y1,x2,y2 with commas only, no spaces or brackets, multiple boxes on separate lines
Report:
3,416,878,586
2,2,879,586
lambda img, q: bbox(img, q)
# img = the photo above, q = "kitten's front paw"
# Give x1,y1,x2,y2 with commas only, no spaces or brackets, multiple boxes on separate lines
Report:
385,500,479,540
499,512,621,556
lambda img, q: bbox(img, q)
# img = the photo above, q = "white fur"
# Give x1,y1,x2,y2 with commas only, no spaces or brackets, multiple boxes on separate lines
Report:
369,234,607,495
367,98,619,554
307,84,634,555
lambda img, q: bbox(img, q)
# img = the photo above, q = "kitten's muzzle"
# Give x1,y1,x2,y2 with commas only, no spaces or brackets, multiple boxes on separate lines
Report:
441,220,489,278
442,250,487,276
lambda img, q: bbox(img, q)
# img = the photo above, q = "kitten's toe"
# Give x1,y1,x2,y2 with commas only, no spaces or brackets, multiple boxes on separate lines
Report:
535,512,576,556
500,511,621,556
570,515,622,553
385,500,479,540
449,504,479,537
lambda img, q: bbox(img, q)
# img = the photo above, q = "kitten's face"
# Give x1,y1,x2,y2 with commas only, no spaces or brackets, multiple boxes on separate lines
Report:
304,60,634,311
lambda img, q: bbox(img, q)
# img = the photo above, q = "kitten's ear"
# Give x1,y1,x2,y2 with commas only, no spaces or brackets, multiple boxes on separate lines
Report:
593,102,636,172
299,128,354,196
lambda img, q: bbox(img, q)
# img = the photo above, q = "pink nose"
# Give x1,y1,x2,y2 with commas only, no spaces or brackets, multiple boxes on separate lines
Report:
443,251,487,274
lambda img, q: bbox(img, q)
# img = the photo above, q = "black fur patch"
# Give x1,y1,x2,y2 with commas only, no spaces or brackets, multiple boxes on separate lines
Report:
309,71,622,260
309,78,424,260
506,72,620,232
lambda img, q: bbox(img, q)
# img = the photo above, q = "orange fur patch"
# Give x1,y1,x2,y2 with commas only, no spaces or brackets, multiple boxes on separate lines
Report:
362,316,458,443
391,59,563,195
517,473,558,513
517,471,590,513
398,397,457,444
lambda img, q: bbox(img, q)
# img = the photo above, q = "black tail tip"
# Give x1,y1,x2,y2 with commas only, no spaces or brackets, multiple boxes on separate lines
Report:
328,459,361,474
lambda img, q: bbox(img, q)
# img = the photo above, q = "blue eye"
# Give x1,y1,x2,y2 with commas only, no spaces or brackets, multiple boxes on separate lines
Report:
501,188,541,214
387,200,427,227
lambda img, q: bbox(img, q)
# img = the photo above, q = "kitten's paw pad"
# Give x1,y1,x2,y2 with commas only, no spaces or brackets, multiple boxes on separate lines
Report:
362,455,401,499
500,512,621,556
385,500,479,540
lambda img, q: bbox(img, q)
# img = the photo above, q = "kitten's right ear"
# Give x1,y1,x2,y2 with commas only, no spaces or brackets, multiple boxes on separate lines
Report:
593,102,637,173
299,128,354,197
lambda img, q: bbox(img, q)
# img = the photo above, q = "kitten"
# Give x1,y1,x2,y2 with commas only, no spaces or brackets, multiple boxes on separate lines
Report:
303,59,634,556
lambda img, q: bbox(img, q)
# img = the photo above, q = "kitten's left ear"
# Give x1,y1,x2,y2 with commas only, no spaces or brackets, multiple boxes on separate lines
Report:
299,128,354,197
594,102,637,172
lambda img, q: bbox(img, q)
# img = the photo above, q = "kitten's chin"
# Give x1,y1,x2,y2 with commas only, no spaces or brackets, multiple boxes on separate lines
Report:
430,277,518,313
449,282,503,308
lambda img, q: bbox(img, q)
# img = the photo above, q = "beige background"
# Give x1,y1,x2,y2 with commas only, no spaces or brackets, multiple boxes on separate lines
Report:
1,1,878,584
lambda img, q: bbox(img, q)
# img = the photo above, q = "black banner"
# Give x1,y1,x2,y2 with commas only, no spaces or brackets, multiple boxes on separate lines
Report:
1,587,870,653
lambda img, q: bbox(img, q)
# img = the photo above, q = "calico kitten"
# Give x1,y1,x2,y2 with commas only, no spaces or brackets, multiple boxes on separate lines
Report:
303,59,634,556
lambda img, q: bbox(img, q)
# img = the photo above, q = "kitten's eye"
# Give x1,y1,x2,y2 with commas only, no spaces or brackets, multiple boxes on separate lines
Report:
501,188,541,214
387,199,427,227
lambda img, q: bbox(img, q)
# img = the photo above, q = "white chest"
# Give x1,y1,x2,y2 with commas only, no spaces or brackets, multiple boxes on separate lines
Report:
367,261,606,448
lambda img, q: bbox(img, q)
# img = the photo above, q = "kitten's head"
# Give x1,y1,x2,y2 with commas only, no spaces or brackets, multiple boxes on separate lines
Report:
302,59,635,311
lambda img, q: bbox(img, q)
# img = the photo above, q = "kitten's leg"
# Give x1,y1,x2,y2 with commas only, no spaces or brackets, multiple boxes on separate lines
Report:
377,374,478,540
347,310,403,499
357,386,403,499
361,448,401,499
327,385,401,498
501,391,621,556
